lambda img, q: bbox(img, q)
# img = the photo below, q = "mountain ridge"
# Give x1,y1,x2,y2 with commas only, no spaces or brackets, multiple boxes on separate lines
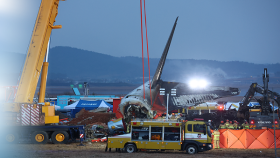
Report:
1,46,280,86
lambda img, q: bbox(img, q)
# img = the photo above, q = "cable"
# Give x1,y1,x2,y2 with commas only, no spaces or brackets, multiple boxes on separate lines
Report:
140,0,145,99
143,0,152,105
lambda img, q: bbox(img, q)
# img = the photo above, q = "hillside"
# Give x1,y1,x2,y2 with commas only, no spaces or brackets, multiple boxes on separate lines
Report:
1,46,280,87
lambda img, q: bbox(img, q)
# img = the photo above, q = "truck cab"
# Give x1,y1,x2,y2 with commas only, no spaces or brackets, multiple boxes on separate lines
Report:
184,121,212,152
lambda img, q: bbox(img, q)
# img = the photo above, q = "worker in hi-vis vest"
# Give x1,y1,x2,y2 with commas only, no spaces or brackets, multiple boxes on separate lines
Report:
225,119,230,129
219,121,226,129
242,120,250,129
212,129,220,149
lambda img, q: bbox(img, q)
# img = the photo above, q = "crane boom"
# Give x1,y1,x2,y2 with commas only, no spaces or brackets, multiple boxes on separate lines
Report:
12,0,61,112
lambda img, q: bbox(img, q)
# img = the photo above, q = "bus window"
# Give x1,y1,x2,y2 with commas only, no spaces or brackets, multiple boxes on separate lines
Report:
151,127,162,140
193,124,204,133
187,124,192,132
164,127,180,141
131,127,149,141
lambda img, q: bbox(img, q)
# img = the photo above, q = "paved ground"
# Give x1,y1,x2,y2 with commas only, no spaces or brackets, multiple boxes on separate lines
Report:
2,142,280,158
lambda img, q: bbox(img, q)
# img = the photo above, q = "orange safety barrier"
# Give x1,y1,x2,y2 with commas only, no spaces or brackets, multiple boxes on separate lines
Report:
212,129,280,149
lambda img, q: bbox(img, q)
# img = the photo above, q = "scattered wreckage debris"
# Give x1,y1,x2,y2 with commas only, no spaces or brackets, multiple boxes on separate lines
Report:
85,123,108,139
66,108,115,125
64,108,115,139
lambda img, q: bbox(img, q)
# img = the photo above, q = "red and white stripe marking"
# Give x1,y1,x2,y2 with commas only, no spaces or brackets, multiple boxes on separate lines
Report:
80,134,84,138
18,104,41,126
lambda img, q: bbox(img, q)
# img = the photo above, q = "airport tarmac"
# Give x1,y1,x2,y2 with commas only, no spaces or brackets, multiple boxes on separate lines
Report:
3,142,278,158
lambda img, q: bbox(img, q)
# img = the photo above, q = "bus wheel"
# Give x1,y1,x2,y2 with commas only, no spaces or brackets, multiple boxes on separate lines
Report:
51,131,69,144
31,131,49,144
125,144,136,153
186,145,197,154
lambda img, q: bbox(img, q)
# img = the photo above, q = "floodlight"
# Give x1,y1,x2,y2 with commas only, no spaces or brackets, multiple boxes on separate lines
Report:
188,79,209,89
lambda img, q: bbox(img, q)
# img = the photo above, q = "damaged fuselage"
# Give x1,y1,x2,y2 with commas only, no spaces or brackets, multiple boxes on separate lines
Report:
118,17,240,122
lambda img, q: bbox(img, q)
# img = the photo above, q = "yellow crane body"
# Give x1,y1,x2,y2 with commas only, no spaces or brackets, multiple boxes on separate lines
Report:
6,0,62,124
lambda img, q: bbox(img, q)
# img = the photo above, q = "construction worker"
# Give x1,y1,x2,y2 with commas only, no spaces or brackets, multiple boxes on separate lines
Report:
237,122,242,129
219,121,226,129
228,121,235,129
170,113,176,120
242,120,250,129
212,129,220,149
162,113,166,119
225,119,230,129
126,122,130,133
233,120,239,129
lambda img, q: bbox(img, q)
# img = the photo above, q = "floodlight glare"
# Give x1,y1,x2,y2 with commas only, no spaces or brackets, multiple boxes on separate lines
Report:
199,79,208,88
189,79,209,89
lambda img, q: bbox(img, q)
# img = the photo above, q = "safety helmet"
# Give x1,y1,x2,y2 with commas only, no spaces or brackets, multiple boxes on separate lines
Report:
221,121,224,123
226,119,229,122
230,121,232,124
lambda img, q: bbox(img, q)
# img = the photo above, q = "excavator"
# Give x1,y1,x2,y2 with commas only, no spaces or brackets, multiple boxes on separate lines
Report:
238,68,280,129
2,0,84,144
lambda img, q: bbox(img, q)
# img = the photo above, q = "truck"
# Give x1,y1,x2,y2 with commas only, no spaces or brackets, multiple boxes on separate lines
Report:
106,119,212,154
2,0,84,144
177,102,238,129
238,68,280,129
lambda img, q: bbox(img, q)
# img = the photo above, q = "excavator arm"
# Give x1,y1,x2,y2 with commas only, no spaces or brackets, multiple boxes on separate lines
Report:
238,68,280,119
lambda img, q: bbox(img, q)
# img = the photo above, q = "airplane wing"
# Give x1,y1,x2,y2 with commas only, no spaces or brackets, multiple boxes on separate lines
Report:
159,81,240,112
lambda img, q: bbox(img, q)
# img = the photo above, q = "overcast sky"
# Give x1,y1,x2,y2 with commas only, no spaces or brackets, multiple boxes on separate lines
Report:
1,0,280,64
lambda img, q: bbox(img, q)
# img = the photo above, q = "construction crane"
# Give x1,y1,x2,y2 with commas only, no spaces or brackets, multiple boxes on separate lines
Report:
3,0,84,144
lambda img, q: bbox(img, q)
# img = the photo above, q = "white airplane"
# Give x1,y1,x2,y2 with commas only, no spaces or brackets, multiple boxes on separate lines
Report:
118,17,240,121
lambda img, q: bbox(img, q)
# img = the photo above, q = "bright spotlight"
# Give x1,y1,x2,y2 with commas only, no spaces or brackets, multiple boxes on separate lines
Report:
199,79,208,88
189,79,209,89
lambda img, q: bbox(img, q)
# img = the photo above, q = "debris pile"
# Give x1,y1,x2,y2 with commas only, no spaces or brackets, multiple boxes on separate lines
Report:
65,108,116,139
85,123,108,138
66,108,115,125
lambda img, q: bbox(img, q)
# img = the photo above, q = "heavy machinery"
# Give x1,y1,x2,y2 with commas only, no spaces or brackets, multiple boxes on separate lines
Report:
106,119,212,154
238,68,280,129
2,0,84,144
174,101,239,129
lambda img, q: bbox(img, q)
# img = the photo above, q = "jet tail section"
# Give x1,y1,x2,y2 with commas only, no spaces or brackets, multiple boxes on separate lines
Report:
151,17,178,89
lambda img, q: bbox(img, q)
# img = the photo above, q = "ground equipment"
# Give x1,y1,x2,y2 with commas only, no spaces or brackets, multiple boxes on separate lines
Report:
238,68,280,129
2,0,84,144
106,119,212,154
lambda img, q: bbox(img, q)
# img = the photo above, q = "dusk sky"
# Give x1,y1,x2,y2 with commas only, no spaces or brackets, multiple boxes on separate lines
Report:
1,0,280,64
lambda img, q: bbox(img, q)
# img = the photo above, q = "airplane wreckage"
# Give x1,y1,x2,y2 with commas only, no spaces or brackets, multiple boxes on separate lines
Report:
118,17,240,124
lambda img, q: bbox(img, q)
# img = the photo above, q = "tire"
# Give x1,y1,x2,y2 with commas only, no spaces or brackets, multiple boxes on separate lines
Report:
31,131,49,144
4,132,19,144
51,131,69,144
186,145,197,154
125,144,136,153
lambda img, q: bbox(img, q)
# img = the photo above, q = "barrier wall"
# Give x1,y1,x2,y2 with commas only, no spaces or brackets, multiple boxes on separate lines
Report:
213,129,280,149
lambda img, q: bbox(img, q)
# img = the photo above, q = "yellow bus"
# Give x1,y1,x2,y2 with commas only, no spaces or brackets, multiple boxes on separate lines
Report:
106,119,212,154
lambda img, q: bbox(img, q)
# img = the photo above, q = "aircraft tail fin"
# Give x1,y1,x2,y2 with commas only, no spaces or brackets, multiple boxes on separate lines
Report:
151,17,178,88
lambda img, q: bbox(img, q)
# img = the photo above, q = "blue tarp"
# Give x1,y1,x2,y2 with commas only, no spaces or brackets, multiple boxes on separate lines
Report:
248,102,278,111
65,100,113,118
